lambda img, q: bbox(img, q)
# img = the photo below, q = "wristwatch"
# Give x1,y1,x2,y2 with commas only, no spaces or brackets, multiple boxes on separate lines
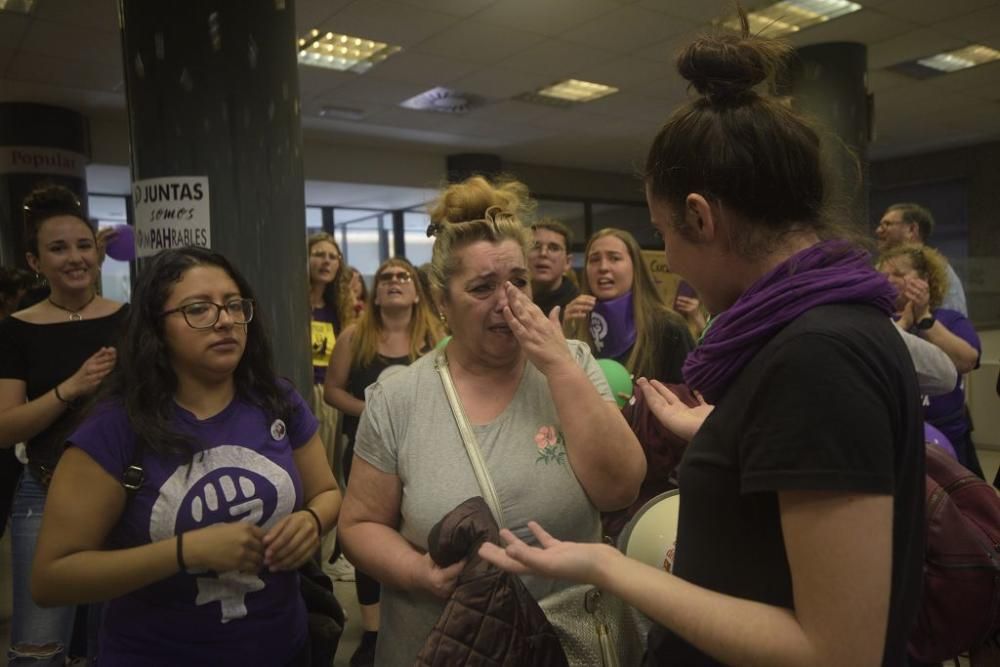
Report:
915,315,936,331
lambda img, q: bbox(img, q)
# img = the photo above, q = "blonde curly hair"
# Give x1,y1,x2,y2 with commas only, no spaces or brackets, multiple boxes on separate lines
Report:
877,243,950,310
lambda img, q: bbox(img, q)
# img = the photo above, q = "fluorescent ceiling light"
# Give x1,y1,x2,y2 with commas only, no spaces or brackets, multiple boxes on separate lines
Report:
723,0,862,37
536,79,618,103
297,30,400,73
0,0,36,13
917,45,1000,72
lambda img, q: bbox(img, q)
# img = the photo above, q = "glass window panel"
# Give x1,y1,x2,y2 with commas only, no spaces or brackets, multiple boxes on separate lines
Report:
403,211,433,267
534,200,587,250
306,207,323,234
591,203,657,249
334,209,391,276
89,195,131,303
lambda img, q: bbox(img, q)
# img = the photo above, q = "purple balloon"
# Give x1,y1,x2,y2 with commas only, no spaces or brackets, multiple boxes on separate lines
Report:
924,422,957,460
105,224,136,262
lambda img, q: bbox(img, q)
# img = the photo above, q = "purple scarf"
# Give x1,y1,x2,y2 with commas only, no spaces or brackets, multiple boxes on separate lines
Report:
683,240,896,403
590,291,637,359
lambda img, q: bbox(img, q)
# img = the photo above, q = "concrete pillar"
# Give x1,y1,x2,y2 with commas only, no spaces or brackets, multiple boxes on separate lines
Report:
119,0,311,390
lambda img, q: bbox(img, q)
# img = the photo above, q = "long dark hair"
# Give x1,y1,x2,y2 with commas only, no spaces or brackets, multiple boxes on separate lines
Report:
109,247,294,459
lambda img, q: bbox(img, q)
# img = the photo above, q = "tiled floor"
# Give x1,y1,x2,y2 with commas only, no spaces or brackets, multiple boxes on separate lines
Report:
3,448,1000,665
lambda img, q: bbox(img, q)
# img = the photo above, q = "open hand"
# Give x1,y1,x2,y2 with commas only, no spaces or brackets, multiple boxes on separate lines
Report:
902,276,930,320
501,282,573,376
478,521,619,587
563,294,596,322
61,346,117,401
637,378,713,442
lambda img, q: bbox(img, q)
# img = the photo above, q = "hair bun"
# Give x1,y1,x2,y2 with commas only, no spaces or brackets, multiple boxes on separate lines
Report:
677,19,790,104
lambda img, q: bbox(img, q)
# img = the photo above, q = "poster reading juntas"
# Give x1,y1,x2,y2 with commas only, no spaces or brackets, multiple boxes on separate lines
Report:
132,176,210,257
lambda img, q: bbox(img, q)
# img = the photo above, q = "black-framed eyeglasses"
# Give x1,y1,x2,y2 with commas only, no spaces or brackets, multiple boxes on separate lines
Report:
377,270,412,284
161,298,254,329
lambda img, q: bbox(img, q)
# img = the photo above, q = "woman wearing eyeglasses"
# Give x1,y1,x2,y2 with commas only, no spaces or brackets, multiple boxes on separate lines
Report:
323,257,444,666
31,247,341,666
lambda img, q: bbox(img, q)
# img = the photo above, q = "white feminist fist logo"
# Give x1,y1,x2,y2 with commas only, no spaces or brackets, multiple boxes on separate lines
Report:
590,312,609,353
149,445,295,623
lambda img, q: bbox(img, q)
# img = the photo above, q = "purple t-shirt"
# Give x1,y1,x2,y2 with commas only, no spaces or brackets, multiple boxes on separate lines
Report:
924,308,981,445
69,385,318,667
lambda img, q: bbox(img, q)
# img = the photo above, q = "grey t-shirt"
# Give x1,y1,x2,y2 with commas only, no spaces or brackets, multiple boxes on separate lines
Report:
354,340,614,666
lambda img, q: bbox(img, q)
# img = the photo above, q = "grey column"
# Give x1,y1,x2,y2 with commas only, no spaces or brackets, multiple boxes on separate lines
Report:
0,103,90,268
119,0,311,390
786,43,871,228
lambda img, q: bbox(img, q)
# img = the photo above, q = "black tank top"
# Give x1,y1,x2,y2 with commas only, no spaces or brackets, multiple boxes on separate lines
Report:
342,352,412,446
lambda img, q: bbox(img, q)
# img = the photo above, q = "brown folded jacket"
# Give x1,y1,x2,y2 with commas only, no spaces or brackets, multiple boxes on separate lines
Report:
602,383,699,539
415,497,569,667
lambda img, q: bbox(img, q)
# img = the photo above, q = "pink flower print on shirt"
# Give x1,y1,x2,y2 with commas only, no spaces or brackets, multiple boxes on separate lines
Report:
534,425,567,465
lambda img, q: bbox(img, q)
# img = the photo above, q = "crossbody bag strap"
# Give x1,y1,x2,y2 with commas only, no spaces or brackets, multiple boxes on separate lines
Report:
434,347,506,529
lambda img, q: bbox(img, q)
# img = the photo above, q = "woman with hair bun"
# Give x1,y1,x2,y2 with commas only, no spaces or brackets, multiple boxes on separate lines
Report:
564,227,693,384
0,184,128,664
481,13,924,667
338,175,644,665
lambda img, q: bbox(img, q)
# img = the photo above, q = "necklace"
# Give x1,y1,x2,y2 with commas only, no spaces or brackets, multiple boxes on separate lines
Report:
48,292,97,321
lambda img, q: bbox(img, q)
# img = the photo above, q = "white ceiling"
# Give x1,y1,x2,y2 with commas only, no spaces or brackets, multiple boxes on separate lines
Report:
2,0,1000,176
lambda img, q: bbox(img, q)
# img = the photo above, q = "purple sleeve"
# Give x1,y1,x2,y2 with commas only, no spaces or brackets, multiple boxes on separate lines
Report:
66,401,137,481
935,308,982,367
284,383,319,449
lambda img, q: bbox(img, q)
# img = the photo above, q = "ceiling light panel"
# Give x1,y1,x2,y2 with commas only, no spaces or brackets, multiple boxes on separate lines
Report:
0,0,36,13
536,79,619,103
723,0,862,37
917,44,1000,73
297,30,401,73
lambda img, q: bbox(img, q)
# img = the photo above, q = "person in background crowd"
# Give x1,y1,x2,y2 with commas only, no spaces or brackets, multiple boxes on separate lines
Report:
31,246,341,666
324,257,444,667
564,228,694,384
876,203,967,315
673,280,708,340
482,13,924,667
0,184,128,665
307,233,354,479
0,267,36,539
529,218,578,318
337,175,644,666
348,266,367,318
878,243,982,478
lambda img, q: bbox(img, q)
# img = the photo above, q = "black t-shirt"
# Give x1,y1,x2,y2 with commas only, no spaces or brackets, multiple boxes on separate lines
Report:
615,308,694,384
0,306,130,472
645,303,924,667
533,279,579,319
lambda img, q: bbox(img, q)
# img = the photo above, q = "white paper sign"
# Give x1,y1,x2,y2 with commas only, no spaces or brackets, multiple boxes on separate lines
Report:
132,176,211,258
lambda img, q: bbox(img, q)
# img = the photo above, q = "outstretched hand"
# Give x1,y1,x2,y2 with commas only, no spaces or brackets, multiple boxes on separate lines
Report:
477,521,620,587
637,378,713,442
501,282,572,375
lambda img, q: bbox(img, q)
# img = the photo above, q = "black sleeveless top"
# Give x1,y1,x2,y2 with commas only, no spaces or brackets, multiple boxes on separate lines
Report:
342,352,413,446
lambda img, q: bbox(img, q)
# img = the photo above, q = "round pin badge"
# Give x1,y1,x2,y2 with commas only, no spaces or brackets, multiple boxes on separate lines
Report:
270,419,287,441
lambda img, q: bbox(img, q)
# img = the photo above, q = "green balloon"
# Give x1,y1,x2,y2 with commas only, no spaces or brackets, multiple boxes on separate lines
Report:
435,335,452,350
597,358,633,408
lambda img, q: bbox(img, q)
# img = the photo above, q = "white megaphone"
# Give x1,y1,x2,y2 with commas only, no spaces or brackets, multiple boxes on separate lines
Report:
617,489,681,573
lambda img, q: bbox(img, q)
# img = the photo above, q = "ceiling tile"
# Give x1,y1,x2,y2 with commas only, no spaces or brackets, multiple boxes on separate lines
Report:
451,63,557,98
571,56,671,91
0,47,17,78
409,18,545,65
875,0,998,26
474,0,622,36
499,40,616,78
311,76,429,107
295,0,353,34
389,0,499,17
0,12,29,49
633,33,696,64
6,52,121,91
787,9,917,47
868,29,967,69
19,19,120,65
365,51,480,87
936,5,1000,42
322,0,460,48
561,7,697,55
296,65,356,101
33,0,117,31
867,69,913,93
633,0,770,23
923,60,1000,94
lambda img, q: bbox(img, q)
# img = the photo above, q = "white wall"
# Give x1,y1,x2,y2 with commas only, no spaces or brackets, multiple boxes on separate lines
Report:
970,328,1000,450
